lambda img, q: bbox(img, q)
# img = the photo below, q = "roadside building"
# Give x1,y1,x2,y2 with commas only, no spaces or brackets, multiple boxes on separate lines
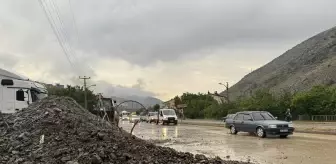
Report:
208,91,228,104
55,83,65,88
164,99,176,109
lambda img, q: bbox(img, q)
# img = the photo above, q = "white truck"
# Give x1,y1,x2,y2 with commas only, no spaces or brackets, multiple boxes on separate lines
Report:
0,68,48,113
158,108,178,125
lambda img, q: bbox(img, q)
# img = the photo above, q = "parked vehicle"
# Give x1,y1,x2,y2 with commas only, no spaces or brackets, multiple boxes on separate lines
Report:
129,114,140,123
0,69,48,113
120,111,130,121
158,109,178,125
140,114,147,122
225,111,294,138
222,114,235,122
91,95,119,126
147,112,158,123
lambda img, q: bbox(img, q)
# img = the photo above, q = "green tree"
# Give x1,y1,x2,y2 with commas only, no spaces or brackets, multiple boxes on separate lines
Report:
153,104,160,111
291,85,336,116
180,93,216,119
174,96,182,108
171,85,336,120
47,85,96,110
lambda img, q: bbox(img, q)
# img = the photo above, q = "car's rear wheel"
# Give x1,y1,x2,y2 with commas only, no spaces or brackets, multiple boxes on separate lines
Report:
230,126,238,134
256,127,266,138
280,135,288,138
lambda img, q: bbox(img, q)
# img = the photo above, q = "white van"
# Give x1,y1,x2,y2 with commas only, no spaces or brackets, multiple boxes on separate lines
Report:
159,108,178,125
120,110,130,121
0,69,48,113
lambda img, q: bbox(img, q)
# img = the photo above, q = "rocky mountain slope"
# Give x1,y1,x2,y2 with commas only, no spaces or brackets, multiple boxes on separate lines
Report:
226,26,336,99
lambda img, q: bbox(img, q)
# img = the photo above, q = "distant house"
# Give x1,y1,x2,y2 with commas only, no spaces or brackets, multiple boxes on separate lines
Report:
55,83,65,88
45,84,53,88
208,91,228,104
164,99,175,109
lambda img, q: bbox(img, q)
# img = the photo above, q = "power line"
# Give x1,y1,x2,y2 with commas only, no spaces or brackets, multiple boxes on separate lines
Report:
66,0,95,75
68,0,80,45
38,0,76,70
39,0,94,77
39,0,75,69
48,0,80,65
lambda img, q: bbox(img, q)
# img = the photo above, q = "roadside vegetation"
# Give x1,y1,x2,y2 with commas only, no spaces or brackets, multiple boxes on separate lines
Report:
46,84,336,120
174,85,336,120
46,85,96,110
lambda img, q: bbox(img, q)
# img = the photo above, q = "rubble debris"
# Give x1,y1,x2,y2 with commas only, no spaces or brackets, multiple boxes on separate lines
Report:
0,96,251,164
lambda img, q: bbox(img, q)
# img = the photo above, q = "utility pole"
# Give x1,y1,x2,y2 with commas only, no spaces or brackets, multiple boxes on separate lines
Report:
79,76,91,110
219,82,230,103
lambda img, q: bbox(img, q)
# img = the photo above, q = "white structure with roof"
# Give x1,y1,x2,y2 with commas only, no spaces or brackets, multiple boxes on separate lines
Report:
0,68,48,113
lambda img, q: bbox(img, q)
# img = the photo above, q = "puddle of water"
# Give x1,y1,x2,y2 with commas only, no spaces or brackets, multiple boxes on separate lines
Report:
121,122,336,164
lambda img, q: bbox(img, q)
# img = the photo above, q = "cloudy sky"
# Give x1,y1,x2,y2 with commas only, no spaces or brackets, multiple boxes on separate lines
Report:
0,0,336,100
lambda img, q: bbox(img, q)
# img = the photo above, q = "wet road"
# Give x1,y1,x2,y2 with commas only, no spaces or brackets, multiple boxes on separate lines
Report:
120,121,336,164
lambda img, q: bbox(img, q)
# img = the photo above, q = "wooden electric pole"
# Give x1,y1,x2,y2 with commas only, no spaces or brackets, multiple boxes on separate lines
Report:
79,76,91,109
219,82,230,103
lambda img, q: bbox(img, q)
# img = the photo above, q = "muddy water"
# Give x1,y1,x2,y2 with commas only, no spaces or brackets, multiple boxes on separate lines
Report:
120,121,336,164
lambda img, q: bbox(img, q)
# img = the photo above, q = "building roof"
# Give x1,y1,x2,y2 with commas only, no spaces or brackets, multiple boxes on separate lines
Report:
0,68,24,80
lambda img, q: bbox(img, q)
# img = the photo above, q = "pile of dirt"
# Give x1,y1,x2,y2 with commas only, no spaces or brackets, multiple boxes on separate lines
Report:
0,97,250,164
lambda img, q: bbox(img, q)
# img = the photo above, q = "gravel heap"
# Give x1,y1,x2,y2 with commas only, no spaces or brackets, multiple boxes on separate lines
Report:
0,96,251,164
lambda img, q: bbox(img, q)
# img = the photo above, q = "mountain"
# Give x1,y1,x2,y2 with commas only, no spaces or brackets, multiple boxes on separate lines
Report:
125,95,163,107
225,26,336,99
110,95,163,112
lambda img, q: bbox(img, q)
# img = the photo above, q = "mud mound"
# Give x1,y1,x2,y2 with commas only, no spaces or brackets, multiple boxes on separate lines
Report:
0,97,250,164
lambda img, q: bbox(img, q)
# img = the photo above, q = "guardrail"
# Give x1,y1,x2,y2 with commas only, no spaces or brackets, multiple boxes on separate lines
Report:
311,115,336,122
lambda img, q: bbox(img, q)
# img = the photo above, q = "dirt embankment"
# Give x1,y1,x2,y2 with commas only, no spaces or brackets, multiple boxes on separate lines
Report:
0,96,251,164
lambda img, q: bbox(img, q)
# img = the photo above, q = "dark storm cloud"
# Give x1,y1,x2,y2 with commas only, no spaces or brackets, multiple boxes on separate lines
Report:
1,0,336,98
72,0,336,65
1,0,336,67
94,80,155,97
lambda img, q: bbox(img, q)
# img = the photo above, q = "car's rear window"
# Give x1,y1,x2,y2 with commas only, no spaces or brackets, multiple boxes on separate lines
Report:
252,112,274,121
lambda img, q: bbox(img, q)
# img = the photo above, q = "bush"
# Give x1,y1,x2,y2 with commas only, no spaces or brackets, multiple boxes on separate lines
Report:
176,85,336,119
47,85,96,110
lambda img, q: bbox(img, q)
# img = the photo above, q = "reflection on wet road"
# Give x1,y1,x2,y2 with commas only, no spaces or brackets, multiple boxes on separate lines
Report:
120,121,336,164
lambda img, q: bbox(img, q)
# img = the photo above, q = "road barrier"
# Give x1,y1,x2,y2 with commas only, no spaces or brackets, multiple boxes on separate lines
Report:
298,115,311,121
311,115,336,122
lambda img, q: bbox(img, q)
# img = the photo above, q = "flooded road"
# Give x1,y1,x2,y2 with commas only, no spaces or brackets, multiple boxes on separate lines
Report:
120,121,336,164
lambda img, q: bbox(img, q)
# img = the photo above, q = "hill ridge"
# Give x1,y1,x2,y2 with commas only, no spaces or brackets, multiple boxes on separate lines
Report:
225,26,336,99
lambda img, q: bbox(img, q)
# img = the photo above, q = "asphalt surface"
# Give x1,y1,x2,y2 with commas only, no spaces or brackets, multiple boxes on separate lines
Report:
120,120,336,164
179,119,336,135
